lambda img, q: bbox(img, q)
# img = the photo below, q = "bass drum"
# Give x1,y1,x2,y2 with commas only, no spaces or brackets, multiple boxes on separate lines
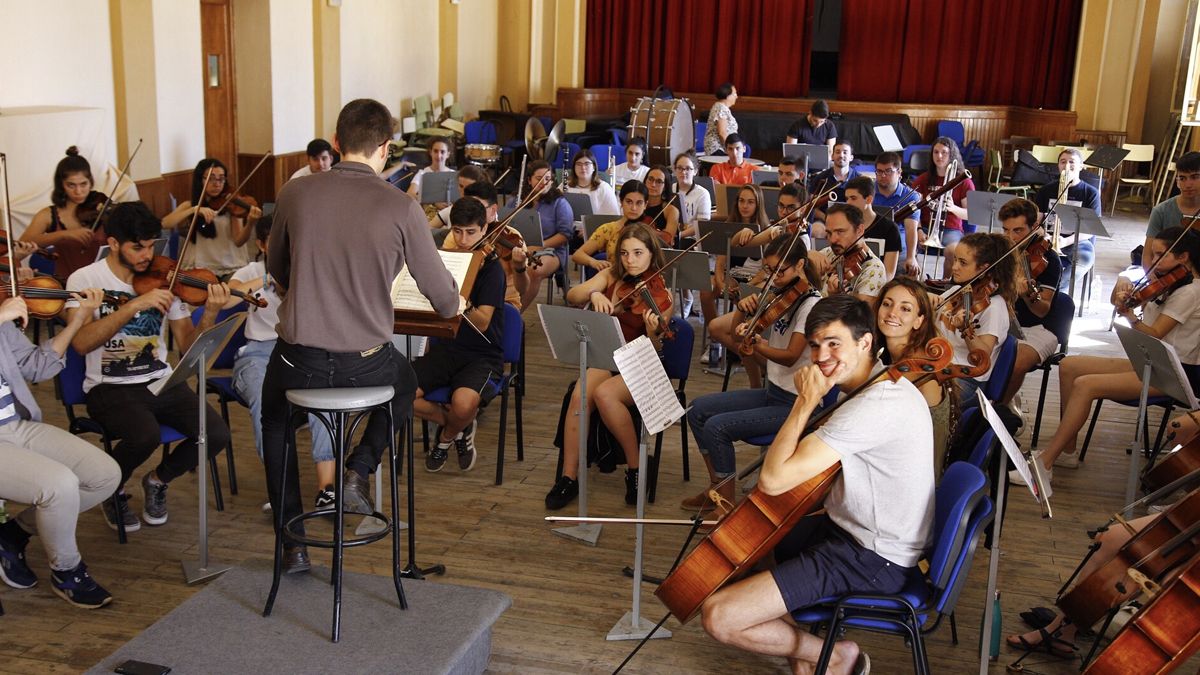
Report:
628,97,694,167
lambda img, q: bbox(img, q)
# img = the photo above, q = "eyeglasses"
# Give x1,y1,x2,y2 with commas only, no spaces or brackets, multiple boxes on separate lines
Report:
645,177,666,185
674,165,695,173
875,168,899,175
761,263,792,276
575,160,594,167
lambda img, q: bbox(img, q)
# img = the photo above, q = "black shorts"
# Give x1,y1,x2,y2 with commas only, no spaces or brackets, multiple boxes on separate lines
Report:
413,347,503,406
769,514,916,613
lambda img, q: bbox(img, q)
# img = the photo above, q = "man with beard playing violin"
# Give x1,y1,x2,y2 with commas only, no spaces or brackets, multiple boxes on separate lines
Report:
701,295,934,675
417,198,507,473
65,201,233,533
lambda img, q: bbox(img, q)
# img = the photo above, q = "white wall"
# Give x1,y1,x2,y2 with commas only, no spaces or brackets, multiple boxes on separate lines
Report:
151,0,206,173
456,0,499,115
0,0,116,113
270,0,315,152
234,0,274,154
339,0,439,120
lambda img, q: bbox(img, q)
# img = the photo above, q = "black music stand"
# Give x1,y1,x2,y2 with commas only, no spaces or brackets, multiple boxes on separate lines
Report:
1054,204,1110,310
1083,145,1131,202
396,330,447,580
782,143,831,178
966,191,1019,234
419,171,458,204
660,248,712,299
697,220,763,261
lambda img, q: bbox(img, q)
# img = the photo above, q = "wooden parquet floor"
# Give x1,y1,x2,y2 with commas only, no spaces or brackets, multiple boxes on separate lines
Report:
1,208,1195,674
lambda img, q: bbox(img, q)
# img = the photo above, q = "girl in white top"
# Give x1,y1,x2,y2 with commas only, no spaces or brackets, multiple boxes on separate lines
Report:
564,148,620,216
162,158,262,279
673,151,712,242
406,137,454,204
611,138,650,189
1030,227,1200,480
932,232,1017,405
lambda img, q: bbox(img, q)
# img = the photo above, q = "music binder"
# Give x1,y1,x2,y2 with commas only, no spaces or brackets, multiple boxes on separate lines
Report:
391,250,482,338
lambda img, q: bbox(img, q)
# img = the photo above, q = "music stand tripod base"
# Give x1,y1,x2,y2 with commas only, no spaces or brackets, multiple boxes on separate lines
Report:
551,522,602,546
607,610,672,641
182,559,230,585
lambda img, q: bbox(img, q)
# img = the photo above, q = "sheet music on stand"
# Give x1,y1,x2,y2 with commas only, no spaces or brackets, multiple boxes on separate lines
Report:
391,250,475,313
612,336,686,435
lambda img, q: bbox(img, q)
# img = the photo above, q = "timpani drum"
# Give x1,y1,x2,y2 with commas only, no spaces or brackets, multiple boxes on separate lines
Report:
464,143,502,166
628,97,694,166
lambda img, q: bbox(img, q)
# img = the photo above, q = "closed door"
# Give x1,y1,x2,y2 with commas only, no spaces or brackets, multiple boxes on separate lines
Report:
200,0,238,177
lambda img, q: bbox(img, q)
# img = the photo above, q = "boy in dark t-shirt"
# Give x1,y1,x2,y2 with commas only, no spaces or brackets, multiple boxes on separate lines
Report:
413,198,507,473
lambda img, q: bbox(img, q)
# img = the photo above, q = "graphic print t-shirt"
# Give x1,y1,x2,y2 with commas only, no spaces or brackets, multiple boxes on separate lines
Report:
66,259,190,393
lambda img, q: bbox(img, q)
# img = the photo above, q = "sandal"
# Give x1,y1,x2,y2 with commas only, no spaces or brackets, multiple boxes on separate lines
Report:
1019,606,1057,629
1005,625,1077,659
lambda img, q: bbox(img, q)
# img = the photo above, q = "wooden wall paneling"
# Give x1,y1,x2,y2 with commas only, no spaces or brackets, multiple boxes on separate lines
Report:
237,154,275,206
273,151,308,196
135,170,193,218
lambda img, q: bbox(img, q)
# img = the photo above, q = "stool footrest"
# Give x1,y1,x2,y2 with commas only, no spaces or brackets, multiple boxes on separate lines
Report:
283,510,392,548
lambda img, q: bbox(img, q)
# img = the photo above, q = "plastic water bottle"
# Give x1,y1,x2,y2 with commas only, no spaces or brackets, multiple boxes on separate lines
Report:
990,591,1002,660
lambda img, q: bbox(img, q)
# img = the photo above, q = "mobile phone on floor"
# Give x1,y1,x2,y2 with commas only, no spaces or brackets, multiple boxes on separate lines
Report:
114,660,171,675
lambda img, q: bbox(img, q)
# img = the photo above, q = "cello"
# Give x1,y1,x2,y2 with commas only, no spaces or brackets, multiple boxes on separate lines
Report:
654,337,990,623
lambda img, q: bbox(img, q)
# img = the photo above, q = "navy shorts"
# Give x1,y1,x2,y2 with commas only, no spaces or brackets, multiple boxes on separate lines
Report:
770,515,917,613
413,346,502,406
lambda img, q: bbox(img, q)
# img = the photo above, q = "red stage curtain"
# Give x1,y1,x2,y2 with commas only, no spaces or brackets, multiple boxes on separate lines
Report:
585,0,813,98
838,0,1082,109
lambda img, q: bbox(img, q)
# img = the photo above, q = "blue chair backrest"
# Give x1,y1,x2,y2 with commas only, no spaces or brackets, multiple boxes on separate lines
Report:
553,142,581,171
167,228,180,259
981,334,1018,402
929,461,988,590
60,348,88,407
954,407,997,469
29,253,56,277
590,144,616,172
659,316,695,382
694,122,706,151
501,303,523,365
936,121,965,147
1042,291,1075,350
464,120,497,145
935,494,995,614
190,305,248,370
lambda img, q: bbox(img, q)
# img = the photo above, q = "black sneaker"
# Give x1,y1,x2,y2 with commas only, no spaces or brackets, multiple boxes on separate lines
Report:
625,468,639,506
314,486,336,511
545,475,579,510
141,473,168,526
426,440,450,473
456,421,477,472
0,528,37,589
102,493,141,533
50,562,112,609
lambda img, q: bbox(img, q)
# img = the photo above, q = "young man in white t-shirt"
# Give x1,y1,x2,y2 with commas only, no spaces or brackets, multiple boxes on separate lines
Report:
701,295,934,675
65,202,234,533
288,138,335,181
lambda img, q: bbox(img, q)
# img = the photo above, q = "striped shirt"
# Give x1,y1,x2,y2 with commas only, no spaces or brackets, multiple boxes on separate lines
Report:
0,373,18,426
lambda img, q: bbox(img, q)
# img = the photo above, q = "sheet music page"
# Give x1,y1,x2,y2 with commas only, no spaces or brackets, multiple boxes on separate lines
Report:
614,336,685,435
977,391,1045,504
391,251,472,312
537,304,561,361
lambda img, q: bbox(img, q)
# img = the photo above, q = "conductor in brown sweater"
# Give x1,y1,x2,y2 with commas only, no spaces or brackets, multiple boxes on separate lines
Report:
262,99,461,572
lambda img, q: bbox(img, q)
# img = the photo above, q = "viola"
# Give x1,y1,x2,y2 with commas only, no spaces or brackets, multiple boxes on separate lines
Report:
737,277,814,356
1057,488,1200,630
613,271,674,340
0,271,126,320
132,256,267,309
655,337,990,622
1082,550,1200,674
938,278,999,340
1121,265,1191,314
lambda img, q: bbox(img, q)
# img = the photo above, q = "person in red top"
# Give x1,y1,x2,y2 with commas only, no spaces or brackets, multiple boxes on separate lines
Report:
912,136,975,273
710,134,756,186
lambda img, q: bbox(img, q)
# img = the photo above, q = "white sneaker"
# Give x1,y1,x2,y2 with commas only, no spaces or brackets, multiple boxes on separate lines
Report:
1010,392,1024,414
261,501,272,513
1054,453,1081,469
1009,453,1053,487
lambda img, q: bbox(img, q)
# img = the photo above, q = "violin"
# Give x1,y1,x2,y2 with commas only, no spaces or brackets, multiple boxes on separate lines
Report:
655,337,990,623
1058,488,1200,631
0,230,56,261
937,278,998,340
737,277,814,355
1121,265,1191,315
612,271,674,340
473,223,524,264
1024,235,1051,279
1082,550,1200,674
132,256,267,309
0,270,126,319
823,243,869,295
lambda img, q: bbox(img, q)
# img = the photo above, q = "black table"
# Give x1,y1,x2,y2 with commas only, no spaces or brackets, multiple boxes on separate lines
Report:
730,111,921,162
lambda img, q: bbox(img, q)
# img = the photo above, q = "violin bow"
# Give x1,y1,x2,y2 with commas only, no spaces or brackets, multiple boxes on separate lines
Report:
744,181,835,314
0,153,18,311
609,232,711,308
171,168,214,295
214,151,273,214
90,137,144,231
645,192,679,232
473,172,552,253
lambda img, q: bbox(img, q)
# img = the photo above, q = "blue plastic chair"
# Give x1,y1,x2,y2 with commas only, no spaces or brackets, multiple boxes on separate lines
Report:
792,462,995,675
421,303,525,484
978,334,1018,404
552,142,581,171
464,120,497,145
904,145,932,177
55,348,221,544
1077,362,1199,461
191,305,248,494
648,317,695,502
956,408,998,471
590,144,617,172
694,122,707,152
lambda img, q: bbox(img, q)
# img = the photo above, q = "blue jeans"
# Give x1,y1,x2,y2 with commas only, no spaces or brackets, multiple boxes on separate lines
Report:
232,339,334,463
941,228,964,248
1058,236,1095,293
686,383,797,476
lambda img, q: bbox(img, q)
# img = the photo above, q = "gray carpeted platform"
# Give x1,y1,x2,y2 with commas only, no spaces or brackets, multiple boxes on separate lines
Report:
88,562,511,675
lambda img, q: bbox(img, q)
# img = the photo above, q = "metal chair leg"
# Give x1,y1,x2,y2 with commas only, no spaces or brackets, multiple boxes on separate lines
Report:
1079,400,1103,462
